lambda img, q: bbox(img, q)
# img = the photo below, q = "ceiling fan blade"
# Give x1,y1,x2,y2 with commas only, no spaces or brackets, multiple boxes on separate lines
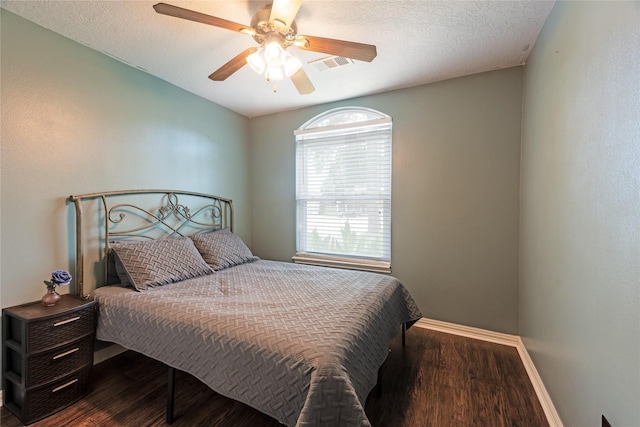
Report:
269,0,303,31
296,35,377,62
153,3,253,34
290,68,315,94
209,47,259,81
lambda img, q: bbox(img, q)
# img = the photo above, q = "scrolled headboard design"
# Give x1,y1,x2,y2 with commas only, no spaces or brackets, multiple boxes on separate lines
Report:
69,190,233,297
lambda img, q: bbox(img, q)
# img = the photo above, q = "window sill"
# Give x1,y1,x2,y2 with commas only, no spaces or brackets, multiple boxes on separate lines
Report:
292,253,391,274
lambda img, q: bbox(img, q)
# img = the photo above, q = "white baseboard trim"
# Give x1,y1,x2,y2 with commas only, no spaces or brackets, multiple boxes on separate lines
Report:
414,318,563,427
415,318,520,346
93,343,127,365
515,336,564,427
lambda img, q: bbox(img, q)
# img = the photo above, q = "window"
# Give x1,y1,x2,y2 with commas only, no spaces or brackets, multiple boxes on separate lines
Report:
293,107,392,273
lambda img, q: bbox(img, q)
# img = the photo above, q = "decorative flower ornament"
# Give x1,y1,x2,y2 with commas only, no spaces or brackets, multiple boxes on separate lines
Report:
44,270,72,289
41,270,72,306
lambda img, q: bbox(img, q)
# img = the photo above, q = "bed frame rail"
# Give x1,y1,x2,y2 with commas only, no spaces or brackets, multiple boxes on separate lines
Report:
69,190,233,298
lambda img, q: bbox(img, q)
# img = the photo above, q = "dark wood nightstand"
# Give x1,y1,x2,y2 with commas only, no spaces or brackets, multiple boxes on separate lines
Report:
2,295,96,425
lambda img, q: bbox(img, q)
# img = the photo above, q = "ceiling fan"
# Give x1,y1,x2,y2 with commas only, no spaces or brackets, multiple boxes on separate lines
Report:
153,1,377,94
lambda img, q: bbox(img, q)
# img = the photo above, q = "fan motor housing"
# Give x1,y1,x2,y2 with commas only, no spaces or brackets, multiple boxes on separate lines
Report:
250,6,298,47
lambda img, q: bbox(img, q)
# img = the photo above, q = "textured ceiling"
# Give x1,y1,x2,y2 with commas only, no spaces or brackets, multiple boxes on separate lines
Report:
1,0,555,118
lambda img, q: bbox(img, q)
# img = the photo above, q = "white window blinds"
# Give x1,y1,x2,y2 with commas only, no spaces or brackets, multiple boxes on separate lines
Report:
295,110,392,272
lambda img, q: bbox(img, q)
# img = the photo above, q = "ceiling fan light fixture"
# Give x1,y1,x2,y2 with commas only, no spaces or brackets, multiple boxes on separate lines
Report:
266,64,284,81
265,41,285,62
248,38,301,81
284,52,302,77
247,48,266,74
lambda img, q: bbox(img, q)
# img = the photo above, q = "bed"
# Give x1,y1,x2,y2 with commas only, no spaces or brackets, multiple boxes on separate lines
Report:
69,190,422,427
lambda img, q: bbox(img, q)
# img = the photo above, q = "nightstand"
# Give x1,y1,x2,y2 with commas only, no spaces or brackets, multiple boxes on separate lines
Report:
2,295,96,425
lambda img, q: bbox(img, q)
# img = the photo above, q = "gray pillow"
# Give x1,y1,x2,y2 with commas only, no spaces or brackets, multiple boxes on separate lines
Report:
191,229,259,271
110,237,214,291
107,250,132,287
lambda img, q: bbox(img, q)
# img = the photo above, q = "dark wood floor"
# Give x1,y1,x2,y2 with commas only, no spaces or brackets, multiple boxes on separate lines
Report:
2,326,548,427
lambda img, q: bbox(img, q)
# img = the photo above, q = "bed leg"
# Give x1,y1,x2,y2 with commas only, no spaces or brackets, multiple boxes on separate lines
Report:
402,322,406,347
167,366,175,424
376,366,382,398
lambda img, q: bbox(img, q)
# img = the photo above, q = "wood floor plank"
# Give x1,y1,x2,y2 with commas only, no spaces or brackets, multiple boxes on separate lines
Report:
1,326,548,427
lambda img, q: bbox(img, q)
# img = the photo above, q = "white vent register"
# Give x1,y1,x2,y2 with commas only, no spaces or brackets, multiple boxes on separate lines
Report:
309,56,354,71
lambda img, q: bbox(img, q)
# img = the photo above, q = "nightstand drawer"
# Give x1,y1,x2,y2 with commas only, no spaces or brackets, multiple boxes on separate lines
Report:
5,366,91,425
26,305,95,354
27,337,93,388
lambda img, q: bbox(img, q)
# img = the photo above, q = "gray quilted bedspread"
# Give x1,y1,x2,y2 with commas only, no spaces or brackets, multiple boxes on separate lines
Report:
91,260,422,426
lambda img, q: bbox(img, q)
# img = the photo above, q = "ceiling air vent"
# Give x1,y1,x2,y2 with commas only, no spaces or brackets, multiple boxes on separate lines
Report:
309,56,354,72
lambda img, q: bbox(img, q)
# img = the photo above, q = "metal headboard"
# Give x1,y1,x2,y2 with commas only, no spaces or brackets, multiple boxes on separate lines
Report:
69,190,233,298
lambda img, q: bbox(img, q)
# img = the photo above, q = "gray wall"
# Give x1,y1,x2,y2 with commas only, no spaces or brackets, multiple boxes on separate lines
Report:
249,68,523,334
0,10,251,308
520,1,640,426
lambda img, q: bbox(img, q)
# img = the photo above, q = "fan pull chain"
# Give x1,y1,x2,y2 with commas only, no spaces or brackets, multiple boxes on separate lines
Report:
265,74,277,93
264,71,278,93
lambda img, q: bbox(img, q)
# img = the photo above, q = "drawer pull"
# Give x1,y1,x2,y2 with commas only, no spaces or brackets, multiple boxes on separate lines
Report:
52,347,80,360
53,316,80,327
52,378,78,393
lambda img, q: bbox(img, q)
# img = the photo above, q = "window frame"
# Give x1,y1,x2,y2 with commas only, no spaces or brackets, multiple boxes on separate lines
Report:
293,107,392,274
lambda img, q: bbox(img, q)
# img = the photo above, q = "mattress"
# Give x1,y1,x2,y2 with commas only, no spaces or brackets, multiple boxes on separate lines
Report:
91,260,422,426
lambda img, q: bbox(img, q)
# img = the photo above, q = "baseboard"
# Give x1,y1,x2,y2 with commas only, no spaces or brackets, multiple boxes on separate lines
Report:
93,343,127,365
414,318,563,427
0,390,3,407
415,318,520,346
515,337,564,427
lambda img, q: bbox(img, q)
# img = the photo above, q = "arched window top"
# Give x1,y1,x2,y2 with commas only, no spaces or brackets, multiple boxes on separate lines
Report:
298,107,390,131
